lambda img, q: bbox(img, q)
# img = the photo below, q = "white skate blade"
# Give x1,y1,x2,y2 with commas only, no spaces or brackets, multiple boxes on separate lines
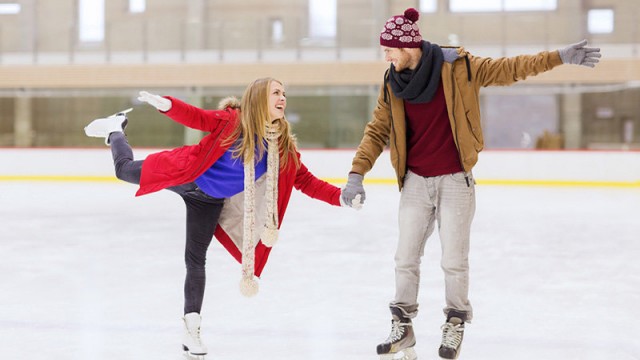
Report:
108,108,133,117
380,347,417,360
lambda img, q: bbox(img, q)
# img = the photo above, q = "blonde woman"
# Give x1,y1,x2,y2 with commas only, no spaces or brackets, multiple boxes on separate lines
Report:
84,77,361,359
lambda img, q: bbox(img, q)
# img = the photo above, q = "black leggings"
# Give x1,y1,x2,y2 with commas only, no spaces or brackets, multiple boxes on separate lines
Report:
110,132,224,315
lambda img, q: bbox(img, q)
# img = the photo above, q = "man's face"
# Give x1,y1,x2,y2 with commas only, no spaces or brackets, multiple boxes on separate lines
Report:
382,46,413,71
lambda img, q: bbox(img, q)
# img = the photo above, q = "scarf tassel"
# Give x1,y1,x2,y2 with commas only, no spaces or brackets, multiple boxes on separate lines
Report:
261,226,279,247
239,276,259,297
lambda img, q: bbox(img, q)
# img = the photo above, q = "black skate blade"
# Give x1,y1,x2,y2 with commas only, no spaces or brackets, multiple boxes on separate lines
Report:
183,349,206,359
183,353,206,360
182,345,206,358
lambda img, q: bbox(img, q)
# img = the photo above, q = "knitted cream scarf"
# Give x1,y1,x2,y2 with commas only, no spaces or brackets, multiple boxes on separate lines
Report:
239,122,281,297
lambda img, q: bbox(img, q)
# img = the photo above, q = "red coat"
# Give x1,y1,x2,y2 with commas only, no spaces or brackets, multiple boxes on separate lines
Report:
137,97,342,276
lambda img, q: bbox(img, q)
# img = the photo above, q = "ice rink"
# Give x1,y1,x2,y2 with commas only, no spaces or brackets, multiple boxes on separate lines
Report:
1,171,639,360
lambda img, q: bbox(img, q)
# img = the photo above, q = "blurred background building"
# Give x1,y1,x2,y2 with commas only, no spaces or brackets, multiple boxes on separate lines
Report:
0,0,638,150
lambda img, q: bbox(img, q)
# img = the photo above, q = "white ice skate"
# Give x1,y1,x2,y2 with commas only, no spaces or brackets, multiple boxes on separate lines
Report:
379,347,417,360
84,107,132,145
182,312,207,360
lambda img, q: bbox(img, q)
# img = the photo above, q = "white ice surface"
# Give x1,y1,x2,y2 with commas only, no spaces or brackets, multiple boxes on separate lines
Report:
0,182,639,360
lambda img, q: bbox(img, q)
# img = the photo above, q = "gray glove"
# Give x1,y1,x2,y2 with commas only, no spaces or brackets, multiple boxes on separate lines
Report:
341,173,366,209
558,40,601,68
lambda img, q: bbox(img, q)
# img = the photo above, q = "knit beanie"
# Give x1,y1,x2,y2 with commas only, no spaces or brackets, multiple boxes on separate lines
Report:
379,8,422,48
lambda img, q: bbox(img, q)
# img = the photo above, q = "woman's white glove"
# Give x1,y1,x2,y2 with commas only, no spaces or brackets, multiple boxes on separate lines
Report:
340,192,363,210
138,91,172,112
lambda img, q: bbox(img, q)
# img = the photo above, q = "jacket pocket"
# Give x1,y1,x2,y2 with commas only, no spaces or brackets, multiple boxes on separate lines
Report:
456,85,483,151
151,146,200,175
464,110,484,151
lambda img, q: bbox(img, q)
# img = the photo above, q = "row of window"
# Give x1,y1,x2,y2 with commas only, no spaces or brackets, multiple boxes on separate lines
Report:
424,0,557,12
0,1,144,14
0,0,616,43
422,0,613,34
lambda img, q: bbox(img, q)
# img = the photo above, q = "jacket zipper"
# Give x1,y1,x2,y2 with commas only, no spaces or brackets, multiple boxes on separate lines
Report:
385,69,402,188
450,60,471,187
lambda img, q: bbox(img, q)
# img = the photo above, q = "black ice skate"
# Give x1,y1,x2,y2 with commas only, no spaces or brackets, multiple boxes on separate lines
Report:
377,307,417,360
438,313,465,359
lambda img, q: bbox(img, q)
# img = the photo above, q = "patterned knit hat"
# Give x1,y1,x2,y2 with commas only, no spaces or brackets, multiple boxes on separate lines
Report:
379,8,422,48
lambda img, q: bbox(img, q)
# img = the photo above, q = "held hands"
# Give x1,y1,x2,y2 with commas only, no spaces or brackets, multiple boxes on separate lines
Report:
340,193,363,210
558,40,601,68
138,91,172,112
340,173,366,210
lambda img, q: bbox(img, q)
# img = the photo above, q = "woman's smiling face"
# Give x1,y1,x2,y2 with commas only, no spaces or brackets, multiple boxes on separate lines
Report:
268,81,286,121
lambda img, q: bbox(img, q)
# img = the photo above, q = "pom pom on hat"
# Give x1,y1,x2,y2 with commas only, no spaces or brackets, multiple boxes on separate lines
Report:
404,8,419,22
379,7,423,48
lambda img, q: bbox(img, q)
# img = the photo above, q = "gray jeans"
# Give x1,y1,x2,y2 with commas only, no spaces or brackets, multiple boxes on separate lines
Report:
390,170,475,322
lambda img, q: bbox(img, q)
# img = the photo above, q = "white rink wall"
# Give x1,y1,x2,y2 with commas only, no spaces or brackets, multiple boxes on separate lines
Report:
1,148,639,186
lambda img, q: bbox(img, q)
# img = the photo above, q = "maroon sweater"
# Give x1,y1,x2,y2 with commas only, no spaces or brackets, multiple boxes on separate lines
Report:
403,80,463,177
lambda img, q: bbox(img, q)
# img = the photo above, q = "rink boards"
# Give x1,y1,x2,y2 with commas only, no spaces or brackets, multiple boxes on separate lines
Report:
1,148,639,188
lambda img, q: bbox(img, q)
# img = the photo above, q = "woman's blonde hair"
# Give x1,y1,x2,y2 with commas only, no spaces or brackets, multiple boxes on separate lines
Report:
223,77,299,170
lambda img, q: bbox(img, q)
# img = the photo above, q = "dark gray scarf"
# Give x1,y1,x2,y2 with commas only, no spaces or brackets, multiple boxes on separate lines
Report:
389,41,444,104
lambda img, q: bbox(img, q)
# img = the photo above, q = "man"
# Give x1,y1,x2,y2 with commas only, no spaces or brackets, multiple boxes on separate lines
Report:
341,7,601,360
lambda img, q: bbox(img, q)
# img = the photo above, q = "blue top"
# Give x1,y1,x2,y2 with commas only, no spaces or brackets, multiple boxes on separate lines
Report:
195,146,268,199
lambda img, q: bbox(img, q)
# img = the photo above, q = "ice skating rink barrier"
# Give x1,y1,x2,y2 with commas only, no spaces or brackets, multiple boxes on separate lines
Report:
1,148,639,187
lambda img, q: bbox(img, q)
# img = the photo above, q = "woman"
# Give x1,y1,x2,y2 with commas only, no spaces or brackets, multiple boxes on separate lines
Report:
84,77,361,358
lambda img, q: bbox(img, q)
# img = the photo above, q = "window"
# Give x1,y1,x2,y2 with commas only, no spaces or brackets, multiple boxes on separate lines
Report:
79,0,105,42
450,0,556,12
504,0,556,11
451,0,500,12
309,0,336,38
0,3,20,14
271,18,284,44
129,0,145,13
588,9,614,34
419,0,437,13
